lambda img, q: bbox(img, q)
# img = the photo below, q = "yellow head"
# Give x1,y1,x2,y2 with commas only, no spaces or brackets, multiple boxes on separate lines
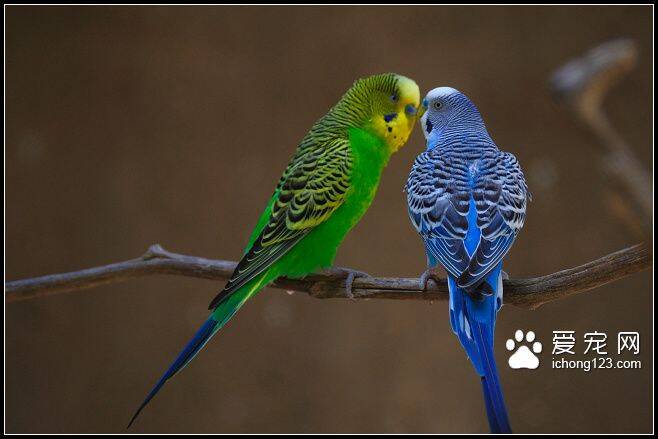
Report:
365,74,421,152
332,73,421,153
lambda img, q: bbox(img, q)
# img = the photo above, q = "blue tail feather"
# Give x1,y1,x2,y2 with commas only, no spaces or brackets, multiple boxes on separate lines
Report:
448,271,512,434
128,275,267,428
127,317,219,428
474,320,511,434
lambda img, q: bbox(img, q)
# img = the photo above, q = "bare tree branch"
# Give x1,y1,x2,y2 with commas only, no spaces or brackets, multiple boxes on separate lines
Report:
550,38,652,230
5,243,651,310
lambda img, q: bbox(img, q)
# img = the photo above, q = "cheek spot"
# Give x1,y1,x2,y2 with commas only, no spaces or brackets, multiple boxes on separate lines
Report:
425,118,433,134
387,127,392,133
383,113,397,123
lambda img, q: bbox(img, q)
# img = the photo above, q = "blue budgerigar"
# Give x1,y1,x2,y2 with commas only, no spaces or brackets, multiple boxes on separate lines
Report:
405,87,530,433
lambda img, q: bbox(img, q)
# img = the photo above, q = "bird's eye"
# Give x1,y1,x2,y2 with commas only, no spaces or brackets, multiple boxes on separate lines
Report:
434,101,443,110
390,94,399,103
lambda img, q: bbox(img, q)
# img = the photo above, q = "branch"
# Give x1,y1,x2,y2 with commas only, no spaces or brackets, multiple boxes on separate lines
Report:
5,243,651,310
550,38,652,230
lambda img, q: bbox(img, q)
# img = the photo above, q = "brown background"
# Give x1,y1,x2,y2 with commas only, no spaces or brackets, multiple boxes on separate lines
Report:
5,6,653,434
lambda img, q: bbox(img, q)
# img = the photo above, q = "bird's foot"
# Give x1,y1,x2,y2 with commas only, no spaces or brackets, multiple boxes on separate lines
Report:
327,267,370,300
419,267,443,291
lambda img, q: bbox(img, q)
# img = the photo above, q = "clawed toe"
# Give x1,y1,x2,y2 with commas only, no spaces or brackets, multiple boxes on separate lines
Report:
419,268,441,291
344,271,358,300
341,268,369,300
323,266,370,300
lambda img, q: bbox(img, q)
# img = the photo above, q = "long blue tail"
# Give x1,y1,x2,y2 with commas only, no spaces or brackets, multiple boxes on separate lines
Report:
127,275,267,428
448,273,511,434
473,319,511,433
127,317,219,428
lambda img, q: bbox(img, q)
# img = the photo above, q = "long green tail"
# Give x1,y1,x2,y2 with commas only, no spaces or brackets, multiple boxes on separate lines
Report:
127,274,269,427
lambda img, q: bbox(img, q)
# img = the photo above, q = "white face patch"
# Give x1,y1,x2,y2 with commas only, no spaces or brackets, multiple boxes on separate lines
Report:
420,111,430,140
421,87,462,141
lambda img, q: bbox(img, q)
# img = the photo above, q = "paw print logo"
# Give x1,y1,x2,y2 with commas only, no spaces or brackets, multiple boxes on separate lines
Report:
506,330,542,370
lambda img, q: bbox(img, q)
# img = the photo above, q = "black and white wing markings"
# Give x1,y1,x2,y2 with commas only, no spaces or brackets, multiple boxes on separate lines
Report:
457,151,529,291
405,150,471,278
209,138,353,309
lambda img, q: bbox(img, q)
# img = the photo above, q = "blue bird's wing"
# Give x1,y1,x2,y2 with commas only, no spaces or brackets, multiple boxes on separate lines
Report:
406,150,529,290
457,151,529,290
405,151,470,278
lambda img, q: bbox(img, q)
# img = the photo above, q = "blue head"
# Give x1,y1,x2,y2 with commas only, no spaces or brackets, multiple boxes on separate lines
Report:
420,87,490,148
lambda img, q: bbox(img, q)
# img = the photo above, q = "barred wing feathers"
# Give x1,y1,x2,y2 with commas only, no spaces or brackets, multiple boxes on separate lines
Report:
209,137,352,309
406,149,529,293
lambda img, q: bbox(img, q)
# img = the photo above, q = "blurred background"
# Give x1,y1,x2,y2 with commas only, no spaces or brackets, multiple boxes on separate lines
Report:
5,6,652,434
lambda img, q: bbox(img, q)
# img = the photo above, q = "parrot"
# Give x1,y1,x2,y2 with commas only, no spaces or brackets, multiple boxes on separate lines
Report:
128,73,421,427
405,87,530,433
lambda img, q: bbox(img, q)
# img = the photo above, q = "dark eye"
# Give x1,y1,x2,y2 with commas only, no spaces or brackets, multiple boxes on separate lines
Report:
390,94,399,103
433,101,443,110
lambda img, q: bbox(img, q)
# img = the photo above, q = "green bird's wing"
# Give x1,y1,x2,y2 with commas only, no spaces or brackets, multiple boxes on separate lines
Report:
209,137,352,309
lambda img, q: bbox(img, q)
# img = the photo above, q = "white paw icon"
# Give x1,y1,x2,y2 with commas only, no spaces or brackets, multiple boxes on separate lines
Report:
506,330,542,370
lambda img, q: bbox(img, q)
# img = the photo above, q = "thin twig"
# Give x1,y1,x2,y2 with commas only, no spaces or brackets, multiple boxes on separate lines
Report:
5,243,651,310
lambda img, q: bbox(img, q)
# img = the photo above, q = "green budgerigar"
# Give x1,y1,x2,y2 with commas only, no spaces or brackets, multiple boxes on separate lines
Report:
129,73,420,426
